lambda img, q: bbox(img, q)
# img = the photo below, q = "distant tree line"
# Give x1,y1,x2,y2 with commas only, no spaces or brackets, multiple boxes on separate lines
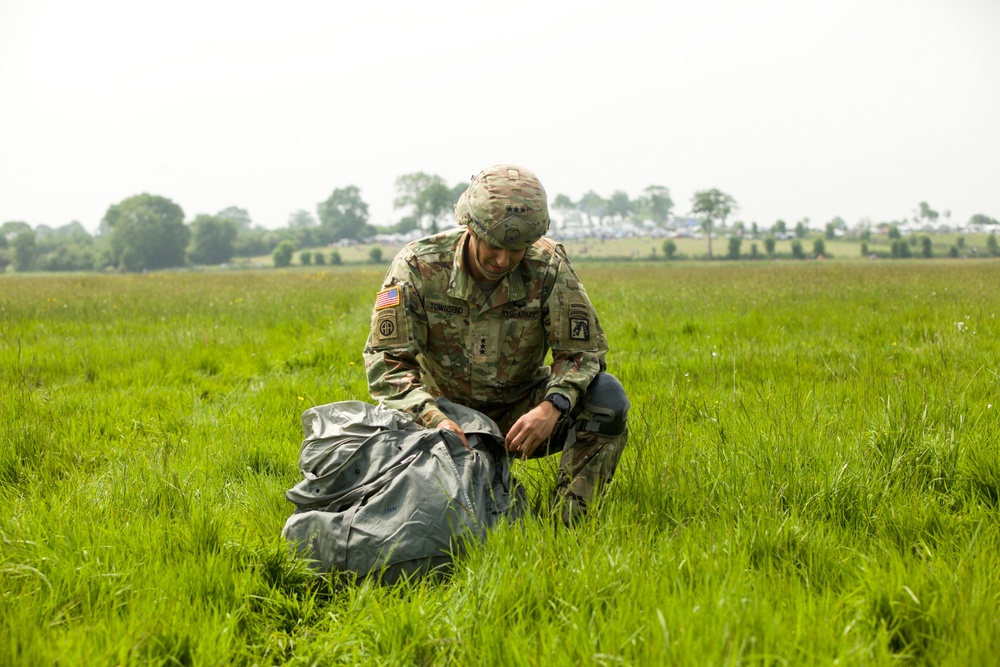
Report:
1,175,998,273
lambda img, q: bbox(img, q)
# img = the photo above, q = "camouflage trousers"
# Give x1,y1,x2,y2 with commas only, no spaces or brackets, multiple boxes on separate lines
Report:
485,377,630,524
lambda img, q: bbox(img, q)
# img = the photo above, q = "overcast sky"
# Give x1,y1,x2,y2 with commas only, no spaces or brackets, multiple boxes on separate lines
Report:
2,0,998,233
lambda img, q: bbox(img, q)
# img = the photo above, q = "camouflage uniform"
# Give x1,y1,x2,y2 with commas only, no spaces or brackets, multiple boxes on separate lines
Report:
363,226,629,521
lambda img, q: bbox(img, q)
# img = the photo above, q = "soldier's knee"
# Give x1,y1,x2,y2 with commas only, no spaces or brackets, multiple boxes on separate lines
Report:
575,373,630,437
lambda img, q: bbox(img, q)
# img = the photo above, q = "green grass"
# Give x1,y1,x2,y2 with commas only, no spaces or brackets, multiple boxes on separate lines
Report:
2,261,999,665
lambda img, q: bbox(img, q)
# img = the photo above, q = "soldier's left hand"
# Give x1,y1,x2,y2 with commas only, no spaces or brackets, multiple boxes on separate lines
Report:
505,402,559,458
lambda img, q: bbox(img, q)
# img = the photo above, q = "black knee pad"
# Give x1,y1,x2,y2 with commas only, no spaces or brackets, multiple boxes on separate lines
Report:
576,373,630,437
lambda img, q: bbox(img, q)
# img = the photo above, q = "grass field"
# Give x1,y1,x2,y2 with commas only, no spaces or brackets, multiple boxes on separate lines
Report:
2,260,999,665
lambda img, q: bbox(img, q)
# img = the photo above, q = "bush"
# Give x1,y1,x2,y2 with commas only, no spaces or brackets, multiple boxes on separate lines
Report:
34,244,97,272
314,251,325,265
764,236,776,256
812,238,826,258
891,240,912,259
299,251,312,266
368,247,383,264
727,236,742,260
791,240,804,259
988,234,999,257
662,240,677,260
272,240,296,268
329,251,342,265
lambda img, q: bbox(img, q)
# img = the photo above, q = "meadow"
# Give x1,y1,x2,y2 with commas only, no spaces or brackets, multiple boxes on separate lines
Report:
1,260,998,666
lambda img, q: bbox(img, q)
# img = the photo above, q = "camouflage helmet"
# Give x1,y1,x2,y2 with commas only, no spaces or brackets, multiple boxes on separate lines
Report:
455,164,550,250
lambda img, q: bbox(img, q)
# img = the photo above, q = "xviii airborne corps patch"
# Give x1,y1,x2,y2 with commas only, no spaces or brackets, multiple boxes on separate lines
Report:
569,303,591,341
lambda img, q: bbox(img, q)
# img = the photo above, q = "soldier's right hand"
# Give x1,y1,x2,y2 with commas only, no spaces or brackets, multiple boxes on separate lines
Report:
438,418,470,450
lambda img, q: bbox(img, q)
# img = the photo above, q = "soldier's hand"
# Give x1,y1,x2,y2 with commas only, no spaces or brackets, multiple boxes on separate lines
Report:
505,402,559,458
438,418,470,450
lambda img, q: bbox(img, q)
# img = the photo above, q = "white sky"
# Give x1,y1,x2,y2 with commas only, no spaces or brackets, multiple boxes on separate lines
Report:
2,0,998,233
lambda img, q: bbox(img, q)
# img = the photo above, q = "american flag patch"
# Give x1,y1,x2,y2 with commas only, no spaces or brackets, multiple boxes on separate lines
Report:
374,287,400,310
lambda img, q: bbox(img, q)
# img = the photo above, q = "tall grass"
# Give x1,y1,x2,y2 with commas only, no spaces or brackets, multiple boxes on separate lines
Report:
1,261,998,665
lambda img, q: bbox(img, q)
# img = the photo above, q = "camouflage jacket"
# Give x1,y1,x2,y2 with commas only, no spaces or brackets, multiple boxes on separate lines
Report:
363,228,608,428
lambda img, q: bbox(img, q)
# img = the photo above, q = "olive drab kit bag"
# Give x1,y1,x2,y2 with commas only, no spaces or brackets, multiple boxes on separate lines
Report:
282,398,524,583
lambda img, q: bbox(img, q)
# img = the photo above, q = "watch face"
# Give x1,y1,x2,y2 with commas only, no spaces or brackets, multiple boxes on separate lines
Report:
549,394,569,412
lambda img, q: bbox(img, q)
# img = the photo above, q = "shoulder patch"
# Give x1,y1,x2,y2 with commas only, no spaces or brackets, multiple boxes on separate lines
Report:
568,303,592,342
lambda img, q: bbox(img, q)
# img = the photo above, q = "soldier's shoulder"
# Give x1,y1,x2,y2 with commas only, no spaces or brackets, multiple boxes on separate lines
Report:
524,236,570,267
402,228,463,261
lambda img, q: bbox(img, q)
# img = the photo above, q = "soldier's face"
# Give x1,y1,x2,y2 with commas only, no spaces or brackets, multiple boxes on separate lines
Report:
468,234,526,282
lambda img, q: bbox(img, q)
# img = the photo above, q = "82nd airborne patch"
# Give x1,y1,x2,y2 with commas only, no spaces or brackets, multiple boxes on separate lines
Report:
373,286,404,346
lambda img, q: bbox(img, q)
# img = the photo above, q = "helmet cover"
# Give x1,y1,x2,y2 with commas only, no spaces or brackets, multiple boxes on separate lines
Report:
455,164,549,250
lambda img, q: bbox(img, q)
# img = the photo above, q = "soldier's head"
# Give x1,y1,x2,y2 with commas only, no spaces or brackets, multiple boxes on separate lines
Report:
455,164,550,252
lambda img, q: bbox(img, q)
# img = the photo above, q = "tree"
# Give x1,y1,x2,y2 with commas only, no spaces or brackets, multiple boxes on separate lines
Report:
636,185,673,225
368,246,383,263
690,189,737,260
12,229,37,272
2,220,31,241
272,240,295,268
393,173,455,234
421,180,458,234
916,202,939,229
607,190,633,223
234,228,283,258
288,209,317,229
794,219,808,239
920,236,933,258
825,216,846,240
216,206,252,232
299,251,312,266
188,214,238,265
577,191,608,227
103,194,188,272
771,219,787,236
969,213,999,227
34,221,93,252
791,239,804,259
552,194,576,225
662,239,677,259
317,185,374,243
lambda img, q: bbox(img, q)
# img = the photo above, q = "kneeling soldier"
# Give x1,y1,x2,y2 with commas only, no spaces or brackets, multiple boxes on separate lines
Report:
363,164,630,524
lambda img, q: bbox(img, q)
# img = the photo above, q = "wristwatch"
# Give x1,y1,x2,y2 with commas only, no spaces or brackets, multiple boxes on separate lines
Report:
544,393,570,415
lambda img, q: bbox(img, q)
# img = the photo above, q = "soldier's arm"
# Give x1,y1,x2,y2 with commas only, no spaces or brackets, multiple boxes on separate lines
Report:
543,249,608,411
362,255,449,428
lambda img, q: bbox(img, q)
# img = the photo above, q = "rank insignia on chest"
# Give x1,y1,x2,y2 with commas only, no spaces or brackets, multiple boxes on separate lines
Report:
374,287,400,310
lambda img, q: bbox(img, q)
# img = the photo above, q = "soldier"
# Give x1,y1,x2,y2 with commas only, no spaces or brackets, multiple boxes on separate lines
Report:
363,164,629,524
